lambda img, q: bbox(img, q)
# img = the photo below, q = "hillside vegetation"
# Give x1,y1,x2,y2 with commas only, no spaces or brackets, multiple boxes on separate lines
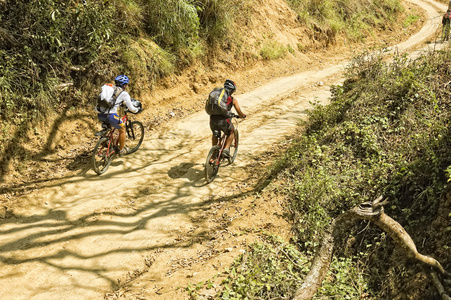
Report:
213,48,451,299
0,0,404,181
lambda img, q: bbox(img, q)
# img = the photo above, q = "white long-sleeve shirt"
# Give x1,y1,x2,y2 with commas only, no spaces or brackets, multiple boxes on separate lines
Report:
96,85,139,114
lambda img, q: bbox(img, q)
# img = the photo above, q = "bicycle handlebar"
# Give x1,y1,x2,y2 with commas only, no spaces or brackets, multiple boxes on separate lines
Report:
229,113,246,119
124,107,144,114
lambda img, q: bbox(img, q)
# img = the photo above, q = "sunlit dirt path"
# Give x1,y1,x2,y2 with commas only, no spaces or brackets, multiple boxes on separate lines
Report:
0,1,447,299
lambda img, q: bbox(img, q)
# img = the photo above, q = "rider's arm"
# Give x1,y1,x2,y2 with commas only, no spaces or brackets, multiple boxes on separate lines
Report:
121,92,139,114
232,98,246,118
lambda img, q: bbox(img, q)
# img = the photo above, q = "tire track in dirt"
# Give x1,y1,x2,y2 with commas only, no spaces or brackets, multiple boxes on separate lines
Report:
0,1,447,299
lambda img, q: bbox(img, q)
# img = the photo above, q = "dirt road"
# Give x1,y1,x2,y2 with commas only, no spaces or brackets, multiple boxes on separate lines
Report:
0,1,447,299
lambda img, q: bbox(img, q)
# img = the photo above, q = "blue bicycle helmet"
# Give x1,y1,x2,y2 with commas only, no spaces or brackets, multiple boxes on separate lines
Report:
224,79,236,94
115,75,129,87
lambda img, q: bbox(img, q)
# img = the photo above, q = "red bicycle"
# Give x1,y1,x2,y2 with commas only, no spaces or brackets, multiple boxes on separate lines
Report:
92,109,144,175
204,114,243,183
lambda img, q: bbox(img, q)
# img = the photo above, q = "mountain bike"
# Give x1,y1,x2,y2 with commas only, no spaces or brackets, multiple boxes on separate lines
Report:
204,114,243,183
92,109,144,175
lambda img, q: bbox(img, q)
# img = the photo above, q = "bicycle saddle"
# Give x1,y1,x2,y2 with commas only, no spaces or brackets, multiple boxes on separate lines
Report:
95,122,111,136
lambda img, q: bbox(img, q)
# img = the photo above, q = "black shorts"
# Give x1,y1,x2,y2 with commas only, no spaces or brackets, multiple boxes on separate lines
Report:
210,115,234,136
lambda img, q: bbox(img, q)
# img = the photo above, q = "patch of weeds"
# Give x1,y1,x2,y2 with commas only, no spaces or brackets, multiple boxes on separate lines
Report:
403,13,420,28
218,233,309,299
260,41,287,60
317,256,369,299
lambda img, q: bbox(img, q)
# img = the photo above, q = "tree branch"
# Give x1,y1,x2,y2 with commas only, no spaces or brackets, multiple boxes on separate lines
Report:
293,196,450,300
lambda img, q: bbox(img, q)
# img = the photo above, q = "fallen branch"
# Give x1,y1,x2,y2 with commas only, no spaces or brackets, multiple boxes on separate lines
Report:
293,196,450,300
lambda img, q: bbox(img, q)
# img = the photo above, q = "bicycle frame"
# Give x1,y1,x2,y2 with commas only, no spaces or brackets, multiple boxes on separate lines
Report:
204,114,241,183
92,108,144,175
98,114,129,158
212,131,228,167
212,116,239,166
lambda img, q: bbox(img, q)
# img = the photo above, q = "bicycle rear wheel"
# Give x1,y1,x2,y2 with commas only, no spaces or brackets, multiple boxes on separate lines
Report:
205,146,220,183
228,129,239,164
126,121,144,154
92,137,113,175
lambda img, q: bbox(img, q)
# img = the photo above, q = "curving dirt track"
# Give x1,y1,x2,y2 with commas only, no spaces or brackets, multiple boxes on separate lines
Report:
0,1,448,299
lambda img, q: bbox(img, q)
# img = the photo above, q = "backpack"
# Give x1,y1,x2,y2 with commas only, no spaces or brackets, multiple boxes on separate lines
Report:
96,84,124,113
205,87,230,116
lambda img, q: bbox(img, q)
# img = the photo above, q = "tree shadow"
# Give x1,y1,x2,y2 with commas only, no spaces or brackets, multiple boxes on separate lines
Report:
0,154,266,296
0,104,101,184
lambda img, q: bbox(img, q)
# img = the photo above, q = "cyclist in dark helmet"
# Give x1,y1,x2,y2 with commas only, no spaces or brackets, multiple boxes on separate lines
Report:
209,79,246,158
96,75,142,156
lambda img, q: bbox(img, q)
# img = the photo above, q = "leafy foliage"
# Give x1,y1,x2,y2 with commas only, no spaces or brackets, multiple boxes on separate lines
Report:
0,0,245,123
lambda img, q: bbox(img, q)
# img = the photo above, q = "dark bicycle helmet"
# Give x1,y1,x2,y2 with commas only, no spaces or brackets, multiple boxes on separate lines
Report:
115,75,129,87
224,79,237,94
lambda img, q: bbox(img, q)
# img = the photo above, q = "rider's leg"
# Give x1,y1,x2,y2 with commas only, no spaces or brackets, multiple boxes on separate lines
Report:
225,131,235,149
108,114,126,151
212,134,218,146
210,116,221,146
118,127,126,150
224,120,235,150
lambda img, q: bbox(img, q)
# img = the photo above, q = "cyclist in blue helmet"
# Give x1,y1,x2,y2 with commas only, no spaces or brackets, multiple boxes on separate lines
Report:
96,75,142,156
209,79,246,158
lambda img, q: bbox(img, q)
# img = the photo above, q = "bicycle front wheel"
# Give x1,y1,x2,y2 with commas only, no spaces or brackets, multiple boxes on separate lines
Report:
229,129,239,164
92,137,113,175
205,146,220,183
126,121,144,154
